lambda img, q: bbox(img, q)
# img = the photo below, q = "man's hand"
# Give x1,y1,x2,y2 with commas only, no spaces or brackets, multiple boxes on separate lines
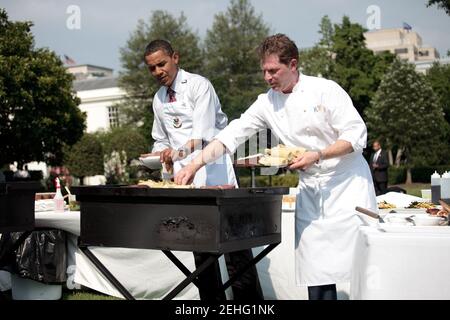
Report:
288,151,320,171
160,148,175,173
174,163,198,185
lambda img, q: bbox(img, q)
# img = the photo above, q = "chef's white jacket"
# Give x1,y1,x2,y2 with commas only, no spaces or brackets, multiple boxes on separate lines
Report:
215,74,377,285
151,69,237,187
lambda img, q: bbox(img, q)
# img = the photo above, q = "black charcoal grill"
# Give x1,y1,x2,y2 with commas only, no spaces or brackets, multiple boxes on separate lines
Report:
72,185,288,300
0,182,42,233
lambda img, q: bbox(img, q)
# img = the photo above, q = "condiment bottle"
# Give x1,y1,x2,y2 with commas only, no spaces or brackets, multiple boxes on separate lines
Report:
441,171,450,204
54,177,65,213
431,171,441,205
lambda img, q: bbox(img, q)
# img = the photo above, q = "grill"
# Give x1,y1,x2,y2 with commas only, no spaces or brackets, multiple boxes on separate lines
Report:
72,185,287,253
71,185,288,300
0,182,42,233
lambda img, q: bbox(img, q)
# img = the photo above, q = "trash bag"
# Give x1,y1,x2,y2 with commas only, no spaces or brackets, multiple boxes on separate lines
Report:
0,229,67,284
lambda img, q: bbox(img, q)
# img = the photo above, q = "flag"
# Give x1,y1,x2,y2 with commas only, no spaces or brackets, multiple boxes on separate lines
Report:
63,54,76,65
402,22,412,30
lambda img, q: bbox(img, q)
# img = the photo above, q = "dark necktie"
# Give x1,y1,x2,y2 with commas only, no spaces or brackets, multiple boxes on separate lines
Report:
167,87,176,102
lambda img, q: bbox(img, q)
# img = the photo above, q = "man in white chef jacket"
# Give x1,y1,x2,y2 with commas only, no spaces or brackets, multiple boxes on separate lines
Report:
175,34,378,300
142,39,264,301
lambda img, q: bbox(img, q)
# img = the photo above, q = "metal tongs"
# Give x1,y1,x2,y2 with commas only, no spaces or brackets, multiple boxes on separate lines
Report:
355,206,385,223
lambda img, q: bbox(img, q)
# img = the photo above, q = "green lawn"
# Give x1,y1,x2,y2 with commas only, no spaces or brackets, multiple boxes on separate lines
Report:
391,183,429,197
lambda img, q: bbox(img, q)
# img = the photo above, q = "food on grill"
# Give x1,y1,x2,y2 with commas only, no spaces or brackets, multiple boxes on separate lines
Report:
406,201,436,209
137,180,194,189
378,201,396,209
258,144,306,167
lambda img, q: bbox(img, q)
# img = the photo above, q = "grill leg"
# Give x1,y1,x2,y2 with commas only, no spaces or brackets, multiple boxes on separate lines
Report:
79,245,135,300
162,253,221,300
162,250,201,288
221,242,280,292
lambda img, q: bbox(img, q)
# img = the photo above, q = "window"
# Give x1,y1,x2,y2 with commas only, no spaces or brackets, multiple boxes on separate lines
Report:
108,106,120,128
419,50,429,57
395,48,408,54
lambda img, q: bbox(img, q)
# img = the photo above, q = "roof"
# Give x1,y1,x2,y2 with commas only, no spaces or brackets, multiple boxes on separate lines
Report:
66,64,113,72
73,76,119,91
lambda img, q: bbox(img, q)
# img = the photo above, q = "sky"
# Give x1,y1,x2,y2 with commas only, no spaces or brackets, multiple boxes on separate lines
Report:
2,0,450,74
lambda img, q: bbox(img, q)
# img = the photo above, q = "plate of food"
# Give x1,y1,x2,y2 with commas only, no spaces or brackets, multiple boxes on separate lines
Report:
257,144,306,168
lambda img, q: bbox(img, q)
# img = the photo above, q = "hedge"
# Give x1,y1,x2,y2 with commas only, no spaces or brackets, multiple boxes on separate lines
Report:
238,165,450,187
389,165,450,184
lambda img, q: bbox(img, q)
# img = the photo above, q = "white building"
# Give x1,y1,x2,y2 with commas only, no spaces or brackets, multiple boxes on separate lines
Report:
364,28,440,62
68,65,126,133
364,27,448,74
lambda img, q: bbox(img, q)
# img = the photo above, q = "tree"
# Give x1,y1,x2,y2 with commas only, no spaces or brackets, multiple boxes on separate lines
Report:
331,16,395,116
427,0,450,15
426,62,450,124
365,59,449,183
299,16,394,118
118,10,203,144
204,0,270,120
299,16,335,78
63,133,104,184
98,126,148,163
0,9,85,168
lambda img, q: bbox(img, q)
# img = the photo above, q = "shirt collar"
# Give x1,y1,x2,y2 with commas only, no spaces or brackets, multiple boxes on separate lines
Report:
292,71,303,93
168,68,185,94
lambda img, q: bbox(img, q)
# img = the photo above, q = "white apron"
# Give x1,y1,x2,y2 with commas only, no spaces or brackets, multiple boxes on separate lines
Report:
294,153,377,285
161,99,237,187
214,75,378,285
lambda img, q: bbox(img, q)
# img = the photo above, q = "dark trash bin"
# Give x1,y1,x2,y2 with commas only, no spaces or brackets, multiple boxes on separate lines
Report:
0,229,67,284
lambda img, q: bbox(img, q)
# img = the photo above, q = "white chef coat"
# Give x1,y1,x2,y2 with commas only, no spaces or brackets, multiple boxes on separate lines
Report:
215,74,377,285
151,69,237,187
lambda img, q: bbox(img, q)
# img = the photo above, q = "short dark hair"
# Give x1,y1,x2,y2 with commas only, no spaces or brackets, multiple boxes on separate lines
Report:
144,39,174,61
257,34,299,65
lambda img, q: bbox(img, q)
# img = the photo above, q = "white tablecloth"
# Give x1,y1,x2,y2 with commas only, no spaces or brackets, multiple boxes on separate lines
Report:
350,225,450,299
4,209,351,299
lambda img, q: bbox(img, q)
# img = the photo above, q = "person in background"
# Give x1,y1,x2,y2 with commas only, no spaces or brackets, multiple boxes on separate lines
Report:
141,39,263,301
175,33,377,300
370,140,389,196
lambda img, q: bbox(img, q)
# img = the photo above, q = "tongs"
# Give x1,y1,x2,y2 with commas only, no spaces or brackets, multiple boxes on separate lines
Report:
355,206,385,223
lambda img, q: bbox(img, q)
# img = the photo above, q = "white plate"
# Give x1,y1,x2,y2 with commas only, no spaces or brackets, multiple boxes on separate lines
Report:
412,215,446,226
380,208,428,215
139,156,162,169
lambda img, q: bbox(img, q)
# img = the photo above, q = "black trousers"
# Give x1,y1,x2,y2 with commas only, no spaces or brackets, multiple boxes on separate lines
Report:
308,284,337,300
193,249,264,302
374,180,388,196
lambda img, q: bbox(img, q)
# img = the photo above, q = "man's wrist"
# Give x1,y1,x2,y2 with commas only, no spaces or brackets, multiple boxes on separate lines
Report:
177,145,190,159
315,150,324,164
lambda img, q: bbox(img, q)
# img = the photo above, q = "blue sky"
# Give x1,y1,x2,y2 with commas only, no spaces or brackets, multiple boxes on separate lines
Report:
2,0,449,74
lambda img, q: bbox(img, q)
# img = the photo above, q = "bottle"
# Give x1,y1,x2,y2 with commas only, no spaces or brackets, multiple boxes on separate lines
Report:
431,171,441,205
441,171,450,204
54,177,65,213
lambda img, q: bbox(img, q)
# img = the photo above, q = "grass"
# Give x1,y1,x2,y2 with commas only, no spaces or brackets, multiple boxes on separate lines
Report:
391,183,430,197
62,288,122,300
1,287,121,301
